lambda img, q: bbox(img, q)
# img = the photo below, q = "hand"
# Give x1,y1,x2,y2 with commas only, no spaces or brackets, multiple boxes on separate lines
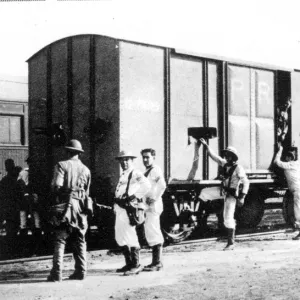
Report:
237,195,245,207
199,138,208,147
146,198,155,205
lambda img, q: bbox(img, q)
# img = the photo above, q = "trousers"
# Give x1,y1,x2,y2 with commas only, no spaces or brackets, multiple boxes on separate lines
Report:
292,189,300,229
144,209,164,247
199,187,236,229
51,226,87,277
114,204,140,248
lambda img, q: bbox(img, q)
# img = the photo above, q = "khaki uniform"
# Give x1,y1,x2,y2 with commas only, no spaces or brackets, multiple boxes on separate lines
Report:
199,154,249,229
49,157,91,279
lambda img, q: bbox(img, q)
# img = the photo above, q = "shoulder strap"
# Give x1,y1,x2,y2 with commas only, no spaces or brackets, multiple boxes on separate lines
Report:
125,171,134,196
227,164,238,189
144,166,154,178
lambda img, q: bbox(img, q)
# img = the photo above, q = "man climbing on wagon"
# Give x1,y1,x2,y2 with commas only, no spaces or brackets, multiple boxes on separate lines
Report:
47,139,91,282
114,150,150,276
274,142,300,240
198,139,249,250
141,148,166,271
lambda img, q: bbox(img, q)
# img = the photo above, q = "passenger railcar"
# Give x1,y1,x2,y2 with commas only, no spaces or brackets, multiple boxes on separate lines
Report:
26,34,300,241
0,75,28,179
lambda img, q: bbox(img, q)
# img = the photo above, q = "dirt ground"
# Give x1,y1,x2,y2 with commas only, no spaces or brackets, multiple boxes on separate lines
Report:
1,229,300,300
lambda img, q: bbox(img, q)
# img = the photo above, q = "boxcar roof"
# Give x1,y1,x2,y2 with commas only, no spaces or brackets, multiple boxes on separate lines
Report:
26,34,294,72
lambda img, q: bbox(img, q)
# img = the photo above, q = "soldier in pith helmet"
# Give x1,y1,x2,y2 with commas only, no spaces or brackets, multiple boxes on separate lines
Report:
198,140,249,251
47,139,91,282
114,150,151,276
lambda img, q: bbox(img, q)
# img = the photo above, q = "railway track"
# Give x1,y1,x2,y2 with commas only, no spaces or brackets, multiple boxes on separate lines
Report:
0,227,293,266
0,207,291,265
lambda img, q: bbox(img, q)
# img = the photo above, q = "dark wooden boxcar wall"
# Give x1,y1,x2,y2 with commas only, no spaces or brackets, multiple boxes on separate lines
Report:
28,35,120,198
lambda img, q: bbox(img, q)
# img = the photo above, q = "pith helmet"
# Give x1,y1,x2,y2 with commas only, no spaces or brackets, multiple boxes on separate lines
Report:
286,151,295,161
221,146,239,161
115,150,137,160
65,139,84,153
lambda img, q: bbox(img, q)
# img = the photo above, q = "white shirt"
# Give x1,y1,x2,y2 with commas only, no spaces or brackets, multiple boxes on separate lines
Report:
115,167,150,200
274,148,300,191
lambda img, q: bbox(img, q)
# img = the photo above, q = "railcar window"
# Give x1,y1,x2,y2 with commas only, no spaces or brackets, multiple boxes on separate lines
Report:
0,115,22,145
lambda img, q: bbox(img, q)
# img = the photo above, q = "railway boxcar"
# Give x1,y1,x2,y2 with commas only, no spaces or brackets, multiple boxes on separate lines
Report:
0,74,28,179
27,34,299,241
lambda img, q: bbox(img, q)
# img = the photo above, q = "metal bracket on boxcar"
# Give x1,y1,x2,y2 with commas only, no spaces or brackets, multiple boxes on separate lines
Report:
187,127,217,145
34,122,67,146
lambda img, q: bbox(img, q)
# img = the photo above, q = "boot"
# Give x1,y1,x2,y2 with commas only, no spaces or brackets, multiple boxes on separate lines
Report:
47,271,62,282
69,273,85,280
48,241,65,281
223,228,235,251
143,244,163,271
116,246,132,273
293,231,300,240
124,247,142,276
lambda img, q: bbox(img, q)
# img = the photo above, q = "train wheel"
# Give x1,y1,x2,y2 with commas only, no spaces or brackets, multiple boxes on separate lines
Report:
161,210,196,244
282,190,295,226
235,189,265,228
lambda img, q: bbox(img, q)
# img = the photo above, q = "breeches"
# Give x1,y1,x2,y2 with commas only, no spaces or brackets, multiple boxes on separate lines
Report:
292,190,300,228
144,210,164,247
52,226,87,275
199,187,236,229
223,195,236,229
114,205,140,248
20,211,41,229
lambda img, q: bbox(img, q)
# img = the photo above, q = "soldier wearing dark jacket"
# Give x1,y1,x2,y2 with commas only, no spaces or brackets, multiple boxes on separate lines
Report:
47,140,91,282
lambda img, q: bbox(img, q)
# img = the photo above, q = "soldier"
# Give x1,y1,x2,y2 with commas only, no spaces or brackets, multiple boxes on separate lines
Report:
114,150,151,276
199,139,249,250
47,139,91,282
274,143,300,240
140,148,166,271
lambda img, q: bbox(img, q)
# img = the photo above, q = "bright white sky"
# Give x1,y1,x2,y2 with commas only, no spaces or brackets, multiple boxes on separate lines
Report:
0,0,300,76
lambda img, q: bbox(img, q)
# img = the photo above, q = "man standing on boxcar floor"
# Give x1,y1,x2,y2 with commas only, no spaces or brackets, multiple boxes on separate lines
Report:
114,151,150,276
141,148,166,271
274,142,300,240
198,139,249,250
47,139,91,282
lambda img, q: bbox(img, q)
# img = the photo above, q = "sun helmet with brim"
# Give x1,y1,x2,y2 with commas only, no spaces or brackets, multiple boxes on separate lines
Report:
115,150,137,160
221,146,239,161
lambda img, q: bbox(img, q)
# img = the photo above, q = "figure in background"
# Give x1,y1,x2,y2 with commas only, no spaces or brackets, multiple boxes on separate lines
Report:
198,139,249,250
47,139,91,282
17,156,42,238
277,97,292,143
274,142,300,240
141,148,166,272
114,150,150,276
0,159,20,239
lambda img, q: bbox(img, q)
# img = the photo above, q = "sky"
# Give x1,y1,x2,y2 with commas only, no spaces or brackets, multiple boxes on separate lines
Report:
0,0,300,77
